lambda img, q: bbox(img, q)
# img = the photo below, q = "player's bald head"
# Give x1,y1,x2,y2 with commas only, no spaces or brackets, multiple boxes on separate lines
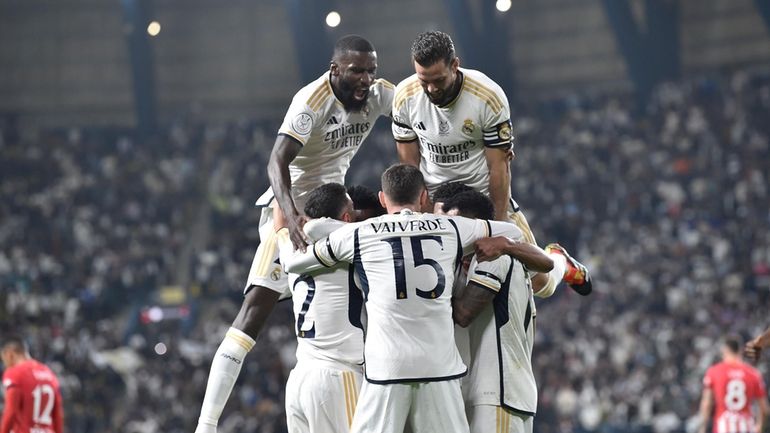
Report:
381,164,426,206
332,35,376,60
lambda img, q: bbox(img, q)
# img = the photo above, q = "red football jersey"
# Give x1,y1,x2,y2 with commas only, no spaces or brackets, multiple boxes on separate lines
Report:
1,359,63,433
703,360,767,433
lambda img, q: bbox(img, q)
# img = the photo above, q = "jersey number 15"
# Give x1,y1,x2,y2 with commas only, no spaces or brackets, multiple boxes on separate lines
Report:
382,235,447,300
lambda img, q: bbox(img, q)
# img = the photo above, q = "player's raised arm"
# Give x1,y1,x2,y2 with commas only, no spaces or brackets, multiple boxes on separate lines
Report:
268,134,309,251
284,223,356,274
745,326,770,362
474,236,553,273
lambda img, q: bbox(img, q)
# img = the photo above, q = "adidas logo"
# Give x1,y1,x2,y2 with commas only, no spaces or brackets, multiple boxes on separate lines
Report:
326,116,339,125
414,121,426,130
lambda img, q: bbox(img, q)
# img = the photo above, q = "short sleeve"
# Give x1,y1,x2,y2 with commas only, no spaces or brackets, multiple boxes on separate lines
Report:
488,220,524,242
373,79,395,117
312,223,357,266
2,371,16,390
278,95,318,146
392,80,418,142
467,255,511,293
480,84,513,149
448,216,492,255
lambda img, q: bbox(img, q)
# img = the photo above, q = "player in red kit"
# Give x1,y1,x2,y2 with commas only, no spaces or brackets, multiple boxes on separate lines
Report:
1,335,64,433
698,336,768,433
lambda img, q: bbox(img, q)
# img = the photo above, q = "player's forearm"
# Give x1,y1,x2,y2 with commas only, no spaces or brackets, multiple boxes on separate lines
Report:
452,285,496,327
268,152,299,218
396,140,421,167
487,161,511,221
757,327,770,348
500,243,554,273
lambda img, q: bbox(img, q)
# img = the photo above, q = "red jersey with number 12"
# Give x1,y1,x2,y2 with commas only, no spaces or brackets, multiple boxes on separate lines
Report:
703,360,766,433
1,359,63,433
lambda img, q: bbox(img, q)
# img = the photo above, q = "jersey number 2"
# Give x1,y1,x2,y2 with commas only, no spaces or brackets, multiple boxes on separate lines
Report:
32,384,55,425
382,235,446,299
295,274,316,338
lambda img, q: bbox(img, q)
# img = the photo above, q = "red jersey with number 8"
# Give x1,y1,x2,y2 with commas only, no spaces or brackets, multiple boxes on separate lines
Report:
703,360,766,433
1,359,63,433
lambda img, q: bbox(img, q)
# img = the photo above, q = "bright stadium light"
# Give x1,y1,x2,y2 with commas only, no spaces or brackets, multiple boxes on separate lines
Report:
325,11,341,28
154,342,167,356
496,0,512,12
147,21,161,36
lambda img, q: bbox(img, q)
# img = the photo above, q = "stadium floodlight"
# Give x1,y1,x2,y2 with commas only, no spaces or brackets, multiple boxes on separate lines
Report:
325,11,341,28
496,0,511,12
154,342,168,355
147,21,161,36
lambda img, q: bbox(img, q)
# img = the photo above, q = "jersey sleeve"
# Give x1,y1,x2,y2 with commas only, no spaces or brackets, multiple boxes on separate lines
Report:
314,223,357,265
373,79,395,118
481,83,513,149
467,255,512,293
703,367,714,389
488,220,524,242
391,79,418,142
278,92,320,146
450,216,493,255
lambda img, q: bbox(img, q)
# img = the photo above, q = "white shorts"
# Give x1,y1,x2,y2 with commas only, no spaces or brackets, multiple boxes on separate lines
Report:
285,363,362,433
244,206,289,294
468,405,532,433
350,379,469,433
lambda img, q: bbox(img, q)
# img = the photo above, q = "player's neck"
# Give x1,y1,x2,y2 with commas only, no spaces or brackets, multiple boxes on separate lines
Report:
438,70,464,108
387,204,421,214
723,354,742,364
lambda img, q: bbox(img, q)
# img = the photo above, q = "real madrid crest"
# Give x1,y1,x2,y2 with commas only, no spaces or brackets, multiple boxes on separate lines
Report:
497,122,512,141
462,119,475,135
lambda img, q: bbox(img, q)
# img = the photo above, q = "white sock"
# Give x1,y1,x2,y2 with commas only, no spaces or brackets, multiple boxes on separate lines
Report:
197,327,256,427
534,252,567,298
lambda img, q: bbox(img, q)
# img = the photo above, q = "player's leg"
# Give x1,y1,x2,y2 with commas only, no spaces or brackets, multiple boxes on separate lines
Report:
508,203,591,296
409,379,470,433
469,405,532,433
195,209,285,433
350,381,411,433
301,368,362,433
285,367,310,433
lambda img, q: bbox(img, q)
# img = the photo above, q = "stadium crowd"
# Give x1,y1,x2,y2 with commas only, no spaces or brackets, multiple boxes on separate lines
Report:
1,69,769,433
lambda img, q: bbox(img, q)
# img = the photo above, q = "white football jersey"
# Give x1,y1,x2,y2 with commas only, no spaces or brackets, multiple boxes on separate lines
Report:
391,68,512,197
258,73,393,211
307,210,522,383
464,255,538,414
278,219,365,369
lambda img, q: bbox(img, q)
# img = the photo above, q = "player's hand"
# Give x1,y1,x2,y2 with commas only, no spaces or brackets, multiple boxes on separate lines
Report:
745,338,762,362
194,423,217,433
475,236,516,262
287,213,310,252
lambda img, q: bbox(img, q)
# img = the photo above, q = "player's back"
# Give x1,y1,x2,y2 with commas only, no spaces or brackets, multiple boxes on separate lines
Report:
278,219,365,370
704,360,767,433
350,210,472,383
2,359,62,433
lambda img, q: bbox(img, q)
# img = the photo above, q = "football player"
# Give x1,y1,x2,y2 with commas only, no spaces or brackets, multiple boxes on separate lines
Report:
392,31,591,299
195,35,393,433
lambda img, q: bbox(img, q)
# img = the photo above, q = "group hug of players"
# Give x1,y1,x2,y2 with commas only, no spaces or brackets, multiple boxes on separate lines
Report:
193,31,591,433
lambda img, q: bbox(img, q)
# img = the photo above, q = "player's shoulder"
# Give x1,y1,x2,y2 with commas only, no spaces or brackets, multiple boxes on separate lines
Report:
460,68,508,115
368,78,395,115
393,74,423,111
291,73,334,114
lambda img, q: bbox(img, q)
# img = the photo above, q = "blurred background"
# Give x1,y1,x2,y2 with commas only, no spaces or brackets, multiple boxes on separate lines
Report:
1,0,769,432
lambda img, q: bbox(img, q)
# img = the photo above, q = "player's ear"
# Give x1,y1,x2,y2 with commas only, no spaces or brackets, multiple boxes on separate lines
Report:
419,189,430,210
330,61,340,76
451,56,460,71
378,191,388,209
342,211,353,223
